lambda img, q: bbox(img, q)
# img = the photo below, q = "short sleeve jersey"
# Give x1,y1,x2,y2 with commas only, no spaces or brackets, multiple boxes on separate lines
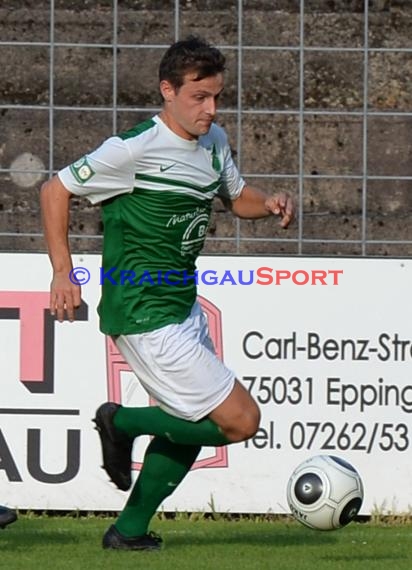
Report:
58,115,245,335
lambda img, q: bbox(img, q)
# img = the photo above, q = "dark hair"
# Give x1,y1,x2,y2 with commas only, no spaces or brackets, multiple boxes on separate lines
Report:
159,35,225,89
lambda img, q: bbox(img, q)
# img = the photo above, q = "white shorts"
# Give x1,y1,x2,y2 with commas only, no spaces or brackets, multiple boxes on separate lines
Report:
113,301,236,422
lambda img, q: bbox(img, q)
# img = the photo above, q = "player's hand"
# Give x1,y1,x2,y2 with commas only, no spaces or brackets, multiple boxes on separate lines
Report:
264,192,295,228
49,271,81,323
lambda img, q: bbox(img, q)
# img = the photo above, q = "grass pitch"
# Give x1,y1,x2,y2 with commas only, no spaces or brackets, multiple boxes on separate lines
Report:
1,514,412,570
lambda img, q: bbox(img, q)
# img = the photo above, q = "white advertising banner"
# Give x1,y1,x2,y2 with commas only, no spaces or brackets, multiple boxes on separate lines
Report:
1,253,412,515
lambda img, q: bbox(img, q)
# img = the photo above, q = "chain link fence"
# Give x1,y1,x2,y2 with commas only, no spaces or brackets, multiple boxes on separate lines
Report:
1,0,411,256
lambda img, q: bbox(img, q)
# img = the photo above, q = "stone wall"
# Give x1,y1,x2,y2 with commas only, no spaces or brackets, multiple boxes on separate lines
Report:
1,0,411,256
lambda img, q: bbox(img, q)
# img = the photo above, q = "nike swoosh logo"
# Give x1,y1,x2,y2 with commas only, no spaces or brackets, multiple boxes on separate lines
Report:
160,163,176,172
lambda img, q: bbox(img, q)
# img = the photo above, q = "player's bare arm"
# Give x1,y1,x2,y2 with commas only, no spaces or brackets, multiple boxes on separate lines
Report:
40,176,81,322
228,185,295,228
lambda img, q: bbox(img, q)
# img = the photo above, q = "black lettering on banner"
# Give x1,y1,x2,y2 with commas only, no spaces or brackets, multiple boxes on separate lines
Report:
244,421,280,450
307,333,370,361
0,430,22,481
288,421,409,454
27,428,81,483
243,375,313,406
326,377,412,413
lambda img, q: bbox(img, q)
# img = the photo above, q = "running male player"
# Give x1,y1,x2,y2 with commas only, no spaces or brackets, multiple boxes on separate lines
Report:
0,505,17,529
40,36,295,551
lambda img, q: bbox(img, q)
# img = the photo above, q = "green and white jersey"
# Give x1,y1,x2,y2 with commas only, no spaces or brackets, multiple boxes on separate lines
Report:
58,115,245,334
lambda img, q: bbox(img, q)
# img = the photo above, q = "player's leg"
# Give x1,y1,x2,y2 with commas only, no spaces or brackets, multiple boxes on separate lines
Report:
0,505,17,529
96,382,257,549
94,398,232,492
99,381,258,550
112,378,259,444
103,438,200,549
208,379,260,442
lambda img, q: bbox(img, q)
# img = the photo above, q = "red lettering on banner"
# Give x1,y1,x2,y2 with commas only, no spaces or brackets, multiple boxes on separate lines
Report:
256,266,273,285
0,292,88,393
0,292,50,388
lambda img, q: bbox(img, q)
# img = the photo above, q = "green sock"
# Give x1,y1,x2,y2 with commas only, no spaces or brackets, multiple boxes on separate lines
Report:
116,437,200,537
114,405,230,446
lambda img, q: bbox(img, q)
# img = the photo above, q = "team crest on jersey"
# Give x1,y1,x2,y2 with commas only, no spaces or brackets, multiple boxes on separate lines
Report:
69,156,95,184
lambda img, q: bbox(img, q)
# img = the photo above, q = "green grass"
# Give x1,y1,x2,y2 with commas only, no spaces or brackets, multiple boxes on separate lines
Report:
1,514,412,570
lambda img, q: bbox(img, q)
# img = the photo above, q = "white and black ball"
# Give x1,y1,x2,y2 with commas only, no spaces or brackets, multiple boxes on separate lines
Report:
287,455,364,531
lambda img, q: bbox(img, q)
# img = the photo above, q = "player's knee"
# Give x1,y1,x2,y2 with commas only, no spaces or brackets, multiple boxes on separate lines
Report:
225,405,261,443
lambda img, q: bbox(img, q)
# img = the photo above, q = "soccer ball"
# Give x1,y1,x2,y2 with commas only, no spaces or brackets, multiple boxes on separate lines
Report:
287,455,364,531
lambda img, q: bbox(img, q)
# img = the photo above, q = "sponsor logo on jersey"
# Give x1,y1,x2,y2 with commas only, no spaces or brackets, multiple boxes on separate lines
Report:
160,162,177,172
166,207,207,228
181,213,209,256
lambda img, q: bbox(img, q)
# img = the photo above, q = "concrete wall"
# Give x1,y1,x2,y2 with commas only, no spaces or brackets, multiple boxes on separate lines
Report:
1,1,411,256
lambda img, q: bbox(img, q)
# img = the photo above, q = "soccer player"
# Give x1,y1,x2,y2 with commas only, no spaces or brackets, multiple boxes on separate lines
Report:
40,36,295,551
0,505,17,529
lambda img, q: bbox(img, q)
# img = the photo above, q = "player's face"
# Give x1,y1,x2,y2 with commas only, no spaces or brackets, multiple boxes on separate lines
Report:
160,72,224,140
